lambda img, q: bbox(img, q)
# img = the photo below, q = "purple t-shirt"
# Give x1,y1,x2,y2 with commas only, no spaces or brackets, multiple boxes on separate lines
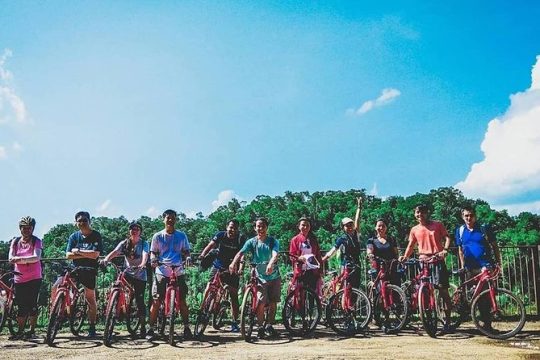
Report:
9,236,42,283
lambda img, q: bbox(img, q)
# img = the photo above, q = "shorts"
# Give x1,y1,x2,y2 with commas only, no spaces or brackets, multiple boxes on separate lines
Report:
14,279,42,317
209,267,240,290
257,278,281,305
152,273,188,301
420,259,449,288
76,269,97,290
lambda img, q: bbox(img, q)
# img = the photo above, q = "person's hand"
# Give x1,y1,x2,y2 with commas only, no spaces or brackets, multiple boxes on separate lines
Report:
438,249,448,258
398,255,407,263
151,259,158,268
229,263,237,274
367,253,375,261
99,259,108,267
357,197,363,207
266,263,274,275
185,256,193,267
298,255,305,263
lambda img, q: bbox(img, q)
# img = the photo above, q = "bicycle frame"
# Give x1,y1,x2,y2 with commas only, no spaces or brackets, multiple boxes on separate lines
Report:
161,264,183,316
105,263,136,318
404,256,441,312
370,258,398,310
204,268,230,314
453,266,501,313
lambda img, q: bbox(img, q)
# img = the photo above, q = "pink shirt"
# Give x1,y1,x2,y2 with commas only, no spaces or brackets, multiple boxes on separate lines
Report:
9,237,43,283
408,221,449,256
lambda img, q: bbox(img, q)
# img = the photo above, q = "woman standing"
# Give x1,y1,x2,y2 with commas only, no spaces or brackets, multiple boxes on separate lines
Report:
366,219,400,285
8,216,43,340
289,217,323,296
102,221,149,338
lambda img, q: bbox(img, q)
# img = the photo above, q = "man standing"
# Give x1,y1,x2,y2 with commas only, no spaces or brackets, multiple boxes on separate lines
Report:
66,211,103,338
399,204,452,331
199,219,245,332
229,217,280,339
147,209,192,340
455,206,502,272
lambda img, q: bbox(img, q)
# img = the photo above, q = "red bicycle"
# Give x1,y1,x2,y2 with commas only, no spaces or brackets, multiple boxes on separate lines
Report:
401,255,444,338
282,254,322,337
444,265,525,339
325,263,372,336
46,264,94,345
194,265,234,338
155,262,189,346
0,269,20,336
366,256,408,334
102,263,141,345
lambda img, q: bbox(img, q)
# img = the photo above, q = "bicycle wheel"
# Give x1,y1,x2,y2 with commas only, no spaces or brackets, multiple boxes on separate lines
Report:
240,289,256,342
6,300,20,336
326,288,372,336
437,285,467,331
69,288,87,336
418,284,438,338
126,293,140,336
168,289,177,345
0,295,7,334
212,298,231,330
471,288,526,340
195,292,215,338
103,290,119,346
282,287,321,337
46,293,66,346
373,284,408,334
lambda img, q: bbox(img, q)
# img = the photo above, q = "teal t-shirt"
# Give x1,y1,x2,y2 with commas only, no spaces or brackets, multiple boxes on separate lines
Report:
240,236,280,282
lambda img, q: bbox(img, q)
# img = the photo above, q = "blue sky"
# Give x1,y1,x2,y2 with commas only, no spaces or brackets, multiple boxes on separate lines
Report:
1,1,540,241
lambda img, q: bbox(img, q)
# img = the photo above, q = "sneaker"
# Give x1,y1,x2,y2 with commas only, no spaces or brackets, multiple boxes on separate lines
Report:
265,324,278,338
87,327,97,338
8,333,23,341
230,322,240,333
257,327,266,339
442,321,453,334
145,328,156,341
139,326,147,339
183,326,193,340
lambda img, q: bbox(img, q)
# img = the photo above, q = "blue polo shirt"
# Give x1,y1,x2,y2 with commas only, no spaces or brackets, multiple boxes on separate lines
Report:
455,224,496,270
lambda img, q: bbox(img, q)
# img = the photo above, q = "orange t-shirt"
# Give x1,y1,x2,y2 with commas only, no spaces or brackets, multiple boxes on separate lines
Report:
408,221,448,256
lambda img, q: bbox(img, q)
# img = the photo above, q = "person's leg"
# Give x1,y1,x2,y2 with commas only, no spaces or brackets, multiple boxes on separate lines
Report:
13,283,28,338
27,279,41,336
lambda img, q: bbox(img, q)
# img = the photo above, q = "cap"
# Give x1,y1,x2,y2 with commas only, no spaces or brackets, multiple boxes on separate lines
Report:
341,217,354,226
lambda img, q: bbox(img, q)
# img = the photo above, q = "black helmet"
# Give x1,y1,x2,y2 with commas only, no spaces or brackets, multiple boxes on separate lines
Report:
129,221,143,231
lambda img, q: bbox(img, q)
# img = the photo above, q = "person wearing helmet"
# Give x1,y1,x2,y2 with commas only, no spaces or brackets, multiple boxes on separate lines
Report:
8,216,43,340
289,217,323,297
102,221,149,338
66,211,103,338
322,197,363,290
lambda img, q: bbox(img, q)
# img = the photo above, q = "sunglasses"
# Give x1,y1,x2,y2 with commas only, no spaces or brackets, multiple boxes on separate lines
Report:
303,240,311,249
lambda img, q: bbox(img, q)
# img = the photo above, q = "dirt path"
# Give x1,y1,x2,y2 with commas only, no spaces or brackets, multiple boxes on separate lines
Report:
2,322,540,360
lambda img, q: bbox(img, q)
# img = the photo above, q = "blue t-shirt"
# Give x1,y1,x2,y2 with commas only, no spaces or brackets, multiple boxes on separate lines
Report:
151,229,191,277
113,239,149,281
455,224,496,269
66,230,103,269
212,231,244,269
240,236,280,282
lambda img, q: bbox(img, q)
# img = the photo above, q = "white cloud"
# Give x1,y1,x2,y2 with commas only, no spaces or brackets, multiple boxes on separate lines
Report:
492,200,540,216
12,141,22,152
369,182,378,196
0,146,6,160
95,199,122,217
145,206,160,218
456,55,540,202
0,49,28,124
211,190,242,211
347,88,401,116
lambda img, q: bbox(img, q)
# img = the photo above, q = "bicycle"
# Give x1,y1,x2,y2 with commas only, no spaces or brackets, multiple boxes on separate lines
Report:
366,256,408,334
46,264,94,345
239,261,274,342
325,262,372,336
102,262,142,345
401,255,445,338
154,261,189,346
282,254,322,337
194,265,234,338
443,265,526,339
0,269,20,336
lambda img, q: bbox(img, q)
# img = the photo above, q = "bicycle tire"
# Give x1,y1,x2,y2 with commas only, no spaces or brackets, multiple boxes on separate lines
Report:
69,288,87,336
471,288,526,340
6,300,19,336
282,287,321,337
438,285,466,331
103,290,120,346
156,301,166,337
195,292,214,338
125,293,140,336
0,295,7,334
168,289,177,346
46,292,66,346
212,299,230,330
326,288,372,336
373,284,408,334
240,289,256,342
418,284,438,338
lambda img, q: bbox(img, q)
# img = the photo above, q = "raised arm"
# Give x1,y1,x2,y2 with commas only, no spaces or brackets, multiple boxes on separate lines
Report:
354,197,363,232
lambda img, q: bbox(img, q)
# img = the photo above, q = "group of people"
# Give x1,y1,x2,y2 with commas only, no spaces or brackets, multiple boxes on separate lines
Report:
5,200,502,341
